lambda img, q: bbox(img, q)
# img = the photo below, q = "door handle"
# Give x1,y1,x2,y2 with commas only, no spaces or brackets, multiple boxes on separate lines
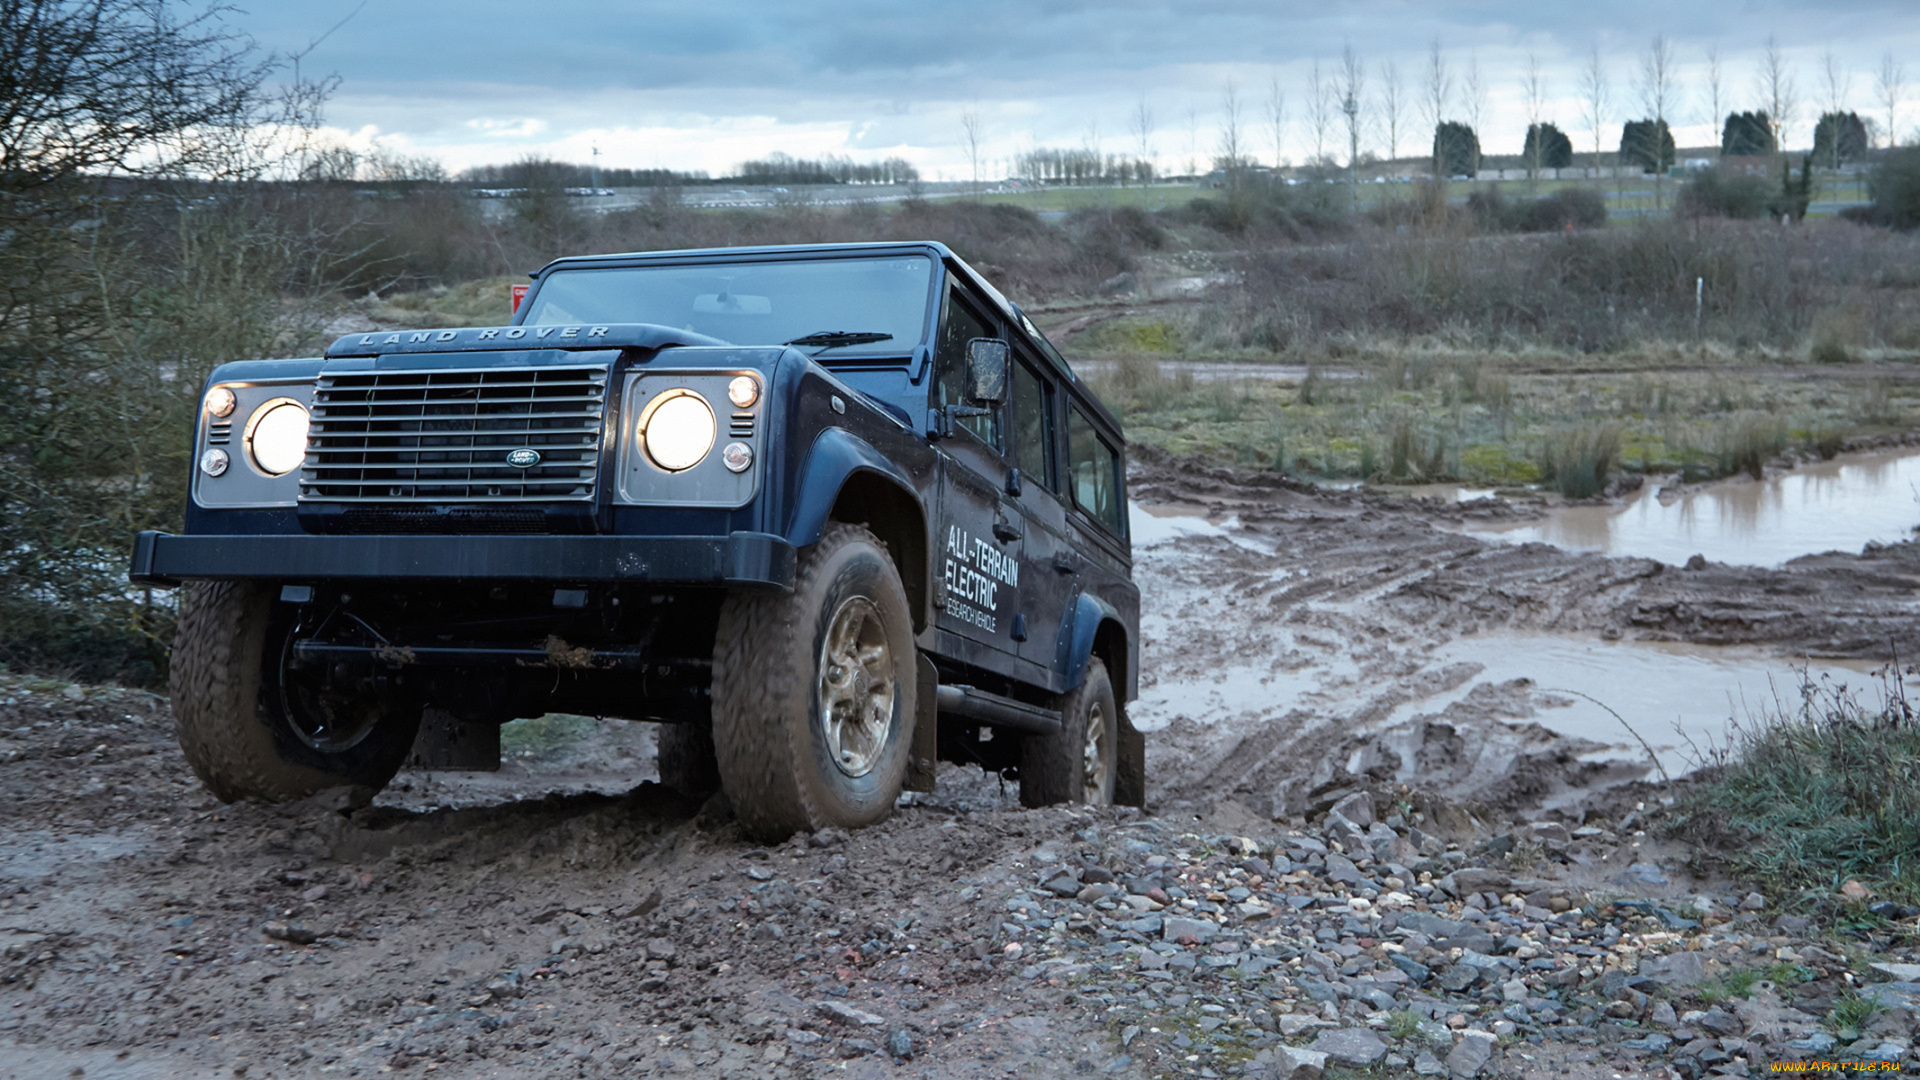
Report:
992,521,1022,543
1051,552,1077,574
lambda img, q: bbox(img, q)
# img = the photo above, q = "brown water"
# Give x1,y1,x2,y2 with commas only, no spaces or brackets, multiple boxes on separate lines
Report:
1465,447,1920,567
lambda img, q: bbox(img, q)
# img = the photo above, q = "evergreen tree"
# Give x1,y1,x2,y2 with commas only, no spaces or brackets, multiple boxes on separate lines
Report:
1720,112,1776,157
1812,112,1869,165
1433,121,1480,178
1523,123,1575,169
1620,119,1676,173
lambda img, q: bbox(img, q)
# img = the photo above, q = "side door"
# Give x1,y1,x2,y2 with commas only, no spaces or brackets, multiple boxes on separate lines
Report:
930,285,1025,663
1007,351,1076,677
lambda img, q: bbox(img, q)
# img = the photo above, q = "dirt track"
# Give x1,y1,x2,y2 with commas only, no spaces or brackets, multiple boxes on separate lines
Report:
7,454,1920,1078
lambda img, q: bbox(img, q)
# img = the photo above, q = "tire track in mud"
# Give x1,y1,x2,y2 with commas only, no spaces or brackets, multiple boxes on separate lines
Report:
1128,451,1920,825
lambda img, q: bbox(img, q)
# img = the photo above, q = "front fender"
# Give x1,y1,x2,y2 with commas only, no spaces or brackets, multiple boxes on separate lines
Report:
783,427,919,548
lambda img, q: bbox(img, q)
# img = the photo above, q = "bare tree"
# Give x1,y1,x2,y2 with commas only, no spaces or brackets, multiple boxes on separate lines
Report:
1265,74,1288,169
1756,35,1799,159
1420,39,1452,180
1523,53,1547,190
1821,49,1852,175
1879,52,1907,149
1582,44,1610,179
1218,80,1245,181
1185,103,1199,177
1306,59,1332,165
1638,34,1677,209
1705,45,1725,142
1464,55,1486,177
960,107,983,192
1379,61,1404,163
1131,95,1155,180
1339,43,1366,198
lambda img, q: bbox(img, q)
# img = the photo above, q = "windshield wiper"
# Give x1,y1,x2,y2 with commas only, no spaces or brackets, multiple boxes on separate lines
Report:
783,330,894,349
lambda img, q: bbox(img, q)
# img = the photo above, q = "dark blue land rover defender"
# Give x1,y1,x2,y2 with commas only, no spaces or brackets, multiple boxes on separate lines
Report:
130,242,1142,838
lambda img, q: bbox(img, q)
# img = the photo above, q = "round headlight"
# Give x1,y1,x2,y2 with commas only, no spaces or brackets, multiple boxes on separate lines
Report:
204,387,235,418
246,399,310,476
641,391,715,472
727,375,759,409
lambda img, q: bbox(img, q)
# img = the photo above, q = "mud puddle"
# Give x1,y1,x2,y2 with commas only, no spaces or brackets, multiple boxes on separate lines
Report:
1398,634,1880,776
1463,446,1920,567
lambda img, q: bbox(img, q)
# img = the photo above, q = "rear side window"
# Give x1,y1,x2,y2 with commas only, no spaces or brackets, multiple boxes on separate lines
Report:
1012,360,1055,492
1068,406,1123,536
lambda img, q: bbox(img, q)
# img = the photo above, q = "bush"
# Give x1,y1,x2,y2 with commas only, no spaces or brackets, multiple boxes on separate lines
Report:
1864,148,1920,231
1677,168,1773,220
1679,671,1920,905
1539,422,1623,498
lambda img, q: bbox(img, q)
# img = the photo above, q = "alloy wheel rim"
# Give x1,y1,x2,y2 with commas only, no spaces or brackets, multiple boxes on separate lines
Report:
1083,700,1113,804
817,595,895,778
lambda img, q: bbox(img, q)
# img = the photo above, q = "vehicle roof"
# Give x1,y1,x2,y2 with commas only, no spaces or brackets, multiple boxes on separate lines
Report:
532,241,1124,436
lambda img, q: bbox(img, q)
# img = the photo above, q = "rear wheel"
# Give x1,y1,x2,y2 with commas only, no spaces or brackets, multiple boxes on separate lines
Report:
169,581,422,802
711,523,915,840
1020,657,1118,807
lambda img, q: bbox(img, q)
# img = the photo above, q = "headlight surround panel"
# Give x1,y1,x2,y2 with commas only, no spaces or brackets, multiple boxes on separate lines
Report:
192,379,314,508
616,372,762,507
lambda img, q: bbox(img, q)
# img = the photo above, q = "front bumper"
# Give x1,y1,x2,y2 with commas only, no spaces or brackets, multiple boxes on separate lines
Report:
128,530,795,590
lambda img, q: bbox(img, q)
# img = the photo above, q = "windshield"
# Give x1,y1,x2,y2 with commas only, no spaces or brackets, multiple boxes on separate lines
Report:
523,255,935,358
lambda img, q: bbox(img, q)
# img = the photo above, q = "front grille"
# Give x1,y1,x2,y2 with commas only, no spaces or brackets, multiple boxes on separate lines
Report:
301,366,608,503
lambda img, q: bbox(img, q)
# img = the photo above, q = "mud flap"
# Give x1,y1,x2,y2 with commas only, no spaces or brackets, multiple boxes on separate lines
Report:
403,709,502,771
1114,706,1145,808
907,653,938,793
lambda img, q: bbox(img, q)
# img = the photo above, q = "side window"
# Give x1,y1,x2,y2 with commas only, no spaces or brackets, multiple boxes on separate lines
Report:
1012,359,1055,492
1068,406,1124,536
935,289,1001,450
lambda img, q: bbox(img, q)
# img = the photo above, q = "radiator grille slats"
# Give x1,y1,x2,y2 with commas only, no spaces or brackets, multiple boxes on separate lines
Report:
300,366,608,503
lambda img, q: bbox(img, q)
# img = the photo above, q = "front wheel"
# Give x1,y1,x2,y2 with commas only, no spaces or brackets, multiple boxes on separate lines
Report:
169,581,422,802
711,523,916,840
1020,657,1119,807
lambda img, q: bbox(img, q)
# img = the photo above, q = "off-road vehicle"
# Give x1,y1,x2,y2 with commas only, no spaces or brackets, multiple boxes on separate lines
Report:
130,242,1142,837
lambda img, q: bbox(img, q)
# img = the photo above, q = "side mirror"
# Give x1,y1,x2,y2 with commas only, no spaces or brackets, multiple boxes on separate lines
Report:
965,338,1008,404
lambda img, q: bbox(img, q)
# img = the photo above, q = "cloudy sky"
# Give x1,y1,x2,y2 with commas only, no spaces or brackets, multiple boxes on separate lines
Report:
245,1,1919,178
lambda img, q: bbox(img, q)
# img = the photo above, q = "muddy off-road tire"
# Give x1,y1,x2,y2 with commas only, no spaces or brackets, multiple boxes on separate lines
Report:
169,581,421,802
655,722,720,798
712,523,916,840
1019,657,1119,808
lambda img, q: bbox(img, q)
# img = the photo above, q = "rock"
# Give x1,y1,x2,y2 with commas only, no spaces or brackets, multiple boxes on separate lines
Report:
1798,945,1845,969
1098,272,1138,297
807,826,849,847
1414,1051,1447,1076
1606,1000,1639,1019
1162,916,1219,944
300,884,328,902
1330,791,1375,827
1044,874,1081,898
1841,879,1875,901
1739,892,1767,911
815,1001,885,1026
1447,1030,1497,1079
1639,951,1708,986
646,937,676,961
1786,1032,1837,1054
1871,963,1920,983
1307,1027,1387,1067
1390,954,1432,984
1528,821,1570,844
1651,1002,1677,1027
262,921,318,945
1272,1044,1328,1080
1450,868,1510,894
886,1029,914,1059
1278,1014,1333,1037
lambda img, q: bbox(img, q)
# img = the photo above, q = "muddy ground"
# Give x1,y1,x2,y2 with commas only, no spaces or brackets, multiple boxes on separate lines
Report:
6,454,1920,1078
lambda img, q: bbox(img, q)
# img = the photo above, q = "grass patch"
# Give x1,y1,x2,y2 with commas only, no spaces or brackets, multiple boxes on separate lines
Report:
500,713,598,759
1679,671,1920,907
373,276,521,327
1828,988,1881,1036
1700,961,1816,1003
